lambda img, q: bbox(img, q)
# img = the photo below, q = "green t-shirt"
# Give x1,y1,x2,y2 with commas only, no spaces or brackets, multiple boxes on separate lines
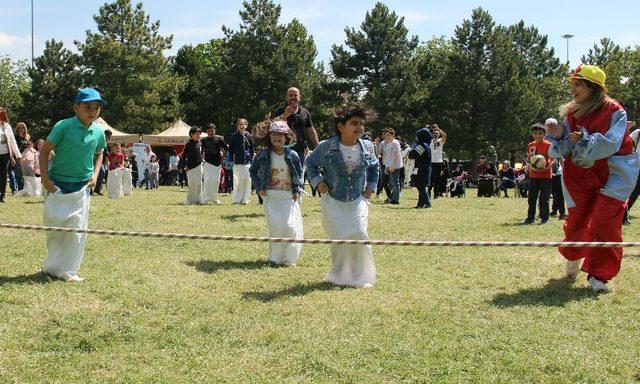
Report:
47,116,106,183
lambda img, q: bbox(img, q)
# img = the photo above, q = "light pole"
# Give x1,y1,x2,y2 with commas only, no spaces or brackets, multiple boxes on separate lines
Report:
561,34,574,66
31,0,34,67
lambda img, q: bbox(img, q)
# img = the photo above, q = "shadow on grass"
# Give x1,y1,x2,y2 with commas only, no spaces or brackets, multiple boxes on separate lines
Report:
499,221,530,227
20,200,44,204
220,213,263,222
243,281,339,302
490,276,595,307
186,259,270,273
0,272,55,286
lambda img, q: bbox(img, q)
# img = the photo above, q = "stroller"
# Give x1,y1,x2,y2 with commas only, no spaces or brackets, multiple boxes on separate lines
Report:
446,176,466,198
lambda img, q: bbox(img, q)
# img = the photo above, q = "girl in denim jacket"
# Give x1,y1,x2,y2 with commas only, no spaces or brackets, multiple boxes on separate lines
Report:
306,102,380,288
250,120,304,266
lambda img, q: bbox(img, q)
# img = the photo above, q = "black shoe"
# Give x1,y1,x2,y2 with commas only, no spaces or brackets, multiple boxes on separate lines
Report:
95,191,103,196
550,211,557,216
523,218,534,225
540,218,548,224
0,197,5,203
559,213,567,220
623,218,631,225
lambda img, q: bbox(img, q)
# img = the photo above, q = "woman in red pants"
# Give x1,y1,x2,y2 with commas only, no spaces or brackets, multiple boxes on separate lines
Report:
547,65,640,293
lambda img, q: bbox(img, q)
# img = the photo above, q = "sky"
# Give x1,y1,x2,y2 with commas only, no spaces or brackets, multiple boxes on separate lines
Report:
1,0,639,69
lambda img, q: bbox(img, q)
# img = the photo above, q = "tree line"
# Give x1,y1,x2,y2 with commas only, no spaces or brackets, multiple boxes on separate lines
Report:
1,0,639,161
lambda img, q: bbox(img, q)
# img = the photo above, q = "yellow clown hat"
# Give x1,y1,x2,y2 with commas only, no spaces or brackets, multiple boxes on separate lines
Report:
567,65,608,92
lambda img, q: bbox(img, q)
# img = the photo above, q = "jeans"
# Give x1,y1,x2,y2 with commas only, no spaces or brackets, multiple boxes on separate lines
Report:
415,166,431,207
430,162,443,197
139,169,150,189
94,163,107,193
388,169,401,203
149,173,159,189
0,153,10,199
380,165,392,199
499,179,516,196
527,178,551,221
9,160,23,193
551,174,565,215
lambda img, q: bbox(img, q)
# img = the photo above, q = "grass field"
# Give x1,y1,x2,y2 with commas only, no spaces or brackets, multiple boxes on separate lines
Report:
1,186,639,383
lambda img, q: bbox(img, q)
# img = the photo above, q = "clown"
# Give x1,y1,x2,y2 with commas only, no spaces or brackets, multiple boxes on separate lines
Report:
547,65,640,292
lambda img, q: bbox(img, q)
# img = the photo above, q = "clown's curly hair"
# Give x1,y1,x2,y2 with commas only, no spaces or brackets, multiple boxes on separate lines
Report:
332,99,377,136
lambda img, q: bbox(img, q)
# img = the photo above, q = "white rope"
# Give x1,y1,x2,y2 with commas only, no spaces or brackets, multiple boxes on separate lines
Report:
1,223,638,248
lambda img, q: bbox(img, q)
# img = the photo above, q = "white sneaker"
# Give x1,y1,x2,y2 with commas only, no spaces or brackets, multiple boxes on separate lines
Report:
566,259,581,277
214,200,222,205
62,273,85,282
354,283,374,289
588,276,610,293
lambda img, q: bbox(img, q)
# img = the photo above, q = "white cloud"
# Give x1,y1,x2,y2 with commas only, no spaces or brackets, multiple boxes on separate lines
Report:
0,33,35,61
0,33,31,49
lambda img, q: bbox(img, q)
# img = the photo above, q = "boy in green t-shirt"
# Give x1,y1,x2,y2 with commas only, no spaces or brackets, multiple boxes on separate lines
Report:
39,88,107,282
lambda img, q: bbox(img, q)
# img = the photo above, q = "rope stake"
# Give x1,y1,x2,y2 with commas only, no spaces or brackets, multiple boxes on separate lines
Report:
1,223,638,248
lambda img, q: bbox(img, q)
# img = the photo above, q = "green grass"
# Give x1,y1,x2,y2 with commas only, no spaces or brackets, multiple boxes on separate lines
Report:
1,187,639,383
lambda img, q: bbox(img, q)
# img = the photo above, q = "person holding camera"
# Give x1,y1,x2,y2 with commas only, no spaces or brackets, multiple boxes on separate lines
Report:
428,124,447,198
275,87,318,164
381,128,402,204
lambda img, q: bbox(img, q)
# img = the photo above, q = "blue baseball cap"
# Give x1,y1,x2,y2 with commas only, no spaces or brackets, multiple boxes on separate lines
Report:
75,88,107,105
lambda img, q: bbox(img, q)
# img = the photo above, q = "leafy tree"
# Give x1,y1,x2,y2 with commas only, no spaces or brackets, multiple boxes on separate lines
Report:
76,0,184,134
174,39,227,131
581,38,621,67
219,0,320,130
19,39,83,139
423,8,567,161
330,2,419,135
0,56,29,123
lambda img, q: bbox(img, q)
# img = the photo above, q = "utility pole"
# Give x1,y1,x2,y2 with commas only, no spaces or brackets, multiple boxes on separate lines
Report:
31,0,34,67
561,34,574,66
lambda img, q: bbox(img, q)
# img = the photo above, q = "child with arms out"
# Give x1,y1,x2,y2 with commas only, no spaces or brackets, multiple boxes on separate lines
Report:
306,102,379,288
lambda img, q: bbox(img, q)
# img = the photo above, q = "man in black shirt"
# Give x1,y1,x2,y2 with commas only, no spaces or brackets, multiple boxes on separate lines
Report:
183,127,203,204
274,87,318,163
201,123,228,204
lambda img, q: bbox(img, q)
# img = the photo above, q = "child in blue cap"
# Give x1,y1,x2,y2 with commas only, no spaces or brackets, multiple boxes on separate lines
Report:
39,88,107,282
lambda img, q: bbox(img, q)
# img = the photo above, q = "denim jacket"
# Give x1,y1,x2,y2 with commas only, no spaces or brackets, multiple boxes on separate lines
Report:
249,148,304,197
306,136,379,202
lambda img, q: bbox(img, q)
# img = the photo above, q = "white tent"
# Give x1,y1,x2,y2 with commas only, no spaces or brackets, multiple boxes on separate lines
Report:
142,119,207,146
95,117,139,144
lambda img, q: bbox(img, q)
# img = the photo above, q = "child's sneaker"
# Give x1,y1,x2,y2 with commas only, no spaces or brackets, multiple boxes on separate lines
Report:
566,259,581,277
62,273,85,282
588,276,610,293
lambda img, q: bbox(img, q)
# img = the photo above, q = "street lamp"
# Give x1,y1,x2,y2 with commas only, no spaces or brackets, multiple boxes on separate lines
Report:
561,34,574,66
31,0,34,67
